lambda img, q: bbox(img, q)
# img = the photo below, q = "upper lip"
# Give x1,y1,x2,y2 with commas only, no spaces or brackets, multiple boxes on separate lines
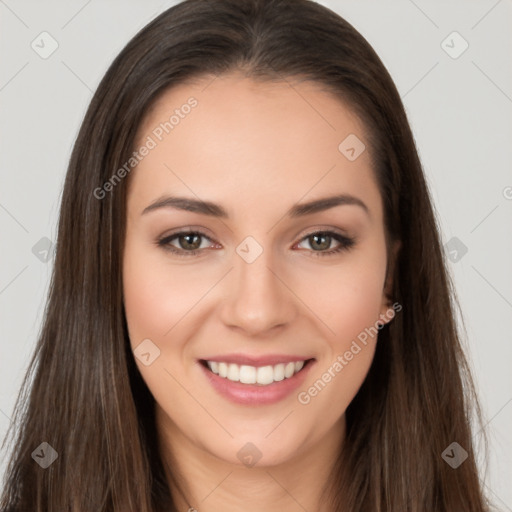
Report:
200,354,313,367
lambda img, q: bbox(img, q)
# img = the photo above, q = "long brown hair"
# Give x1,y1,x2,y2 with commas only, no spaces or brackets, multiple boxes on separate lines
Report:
0,0,491,510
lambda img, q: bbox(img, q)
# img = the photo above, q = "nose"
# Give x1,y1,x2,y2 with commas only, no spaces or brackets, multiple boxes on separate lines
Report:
219,243,297,337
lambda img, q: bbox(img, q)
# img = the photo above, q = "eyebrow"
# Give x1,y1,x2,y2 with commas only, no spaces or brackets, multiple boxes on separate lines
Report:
141,194,369,218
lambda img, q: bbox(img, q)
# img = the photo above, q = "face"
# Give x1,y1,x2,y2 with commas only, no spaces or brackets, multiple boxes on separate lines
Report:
123,72,395,469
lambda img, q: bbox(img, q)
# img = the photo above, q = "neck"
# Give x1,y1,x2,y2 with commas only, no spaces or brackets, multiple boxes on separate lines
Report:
156,407,346,512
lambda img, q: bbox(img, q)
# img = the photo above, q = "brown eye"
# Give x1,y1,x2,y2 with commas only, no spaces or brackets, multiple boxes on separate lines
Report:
308,233,333,251
176,233,202,250
157,231,215,257
296,231,356,257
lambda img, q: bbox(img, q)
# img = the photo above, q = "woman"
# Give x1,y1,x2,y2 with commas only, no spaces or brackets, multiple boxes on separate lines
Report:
0,0,491,510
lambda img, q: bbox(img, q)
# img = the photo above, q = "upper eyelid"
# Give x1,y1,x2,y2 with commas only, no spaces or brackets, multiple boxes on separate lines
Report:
160,227,352,247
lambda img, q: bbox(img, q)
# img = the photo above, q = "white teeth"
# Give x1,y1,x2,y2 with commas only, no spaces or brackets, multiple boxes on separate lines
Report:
208,361,219,374
256,365,274,385
284,362,295,378
274,363,285,381
218,362,228,378
227,363,240,382
239,365,256,384
205,359,307,385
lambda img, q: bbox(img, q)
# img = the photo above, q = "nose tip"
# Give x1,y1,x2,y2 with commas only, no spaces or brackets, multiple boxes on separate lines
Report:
219,248,296,336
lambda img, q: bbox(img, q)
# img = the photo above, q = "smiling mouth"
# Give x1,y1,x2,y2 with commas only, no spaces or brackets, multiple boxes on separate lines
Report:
200,358,314,386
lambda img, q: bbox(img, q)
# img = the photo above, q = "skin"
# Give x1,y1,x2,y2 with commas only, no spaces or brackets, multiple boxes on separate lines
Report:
123,72,397,511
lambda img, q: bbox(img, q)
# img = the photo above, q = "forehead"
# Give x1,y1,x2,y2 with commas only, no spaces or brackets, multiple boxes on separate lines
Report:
136,72,368,153
128,72,381,222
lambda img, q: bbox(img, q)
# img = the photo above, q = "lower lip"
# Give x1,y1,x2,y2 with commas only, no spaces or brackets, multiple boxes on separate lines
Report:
199,360,315,406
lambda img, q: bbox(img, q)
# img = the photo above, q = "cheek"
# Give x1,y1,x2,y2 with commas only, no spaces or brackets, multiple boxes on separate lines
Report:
123,241,210,347
295,248,387,348
330,267,385,341
294,244,387,415
122,241,206,417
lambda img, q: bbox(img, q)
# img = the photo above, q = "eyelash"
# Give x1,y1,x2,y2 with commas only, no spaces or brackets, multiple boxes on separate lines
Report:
156,230,356,258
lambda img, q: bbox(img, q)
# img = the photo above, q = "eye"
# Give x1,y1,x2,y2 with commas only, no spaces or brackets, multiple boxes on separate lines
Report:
295,231,356,257
156,230,217,257
156,229,356,258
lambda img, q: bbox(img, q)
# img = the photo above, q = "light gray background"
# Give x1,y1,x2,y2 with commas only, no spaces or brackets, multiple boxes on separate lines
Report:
1,0,511,508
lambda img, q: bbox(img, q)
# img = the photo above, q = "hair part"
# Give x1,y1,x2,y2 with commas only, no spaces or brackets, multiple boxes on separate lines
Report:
1,0,490,510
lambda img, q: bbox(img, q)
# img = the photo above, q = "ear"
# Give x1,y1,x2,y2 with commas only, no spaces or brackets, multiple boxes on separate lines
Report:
379,239,401,324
